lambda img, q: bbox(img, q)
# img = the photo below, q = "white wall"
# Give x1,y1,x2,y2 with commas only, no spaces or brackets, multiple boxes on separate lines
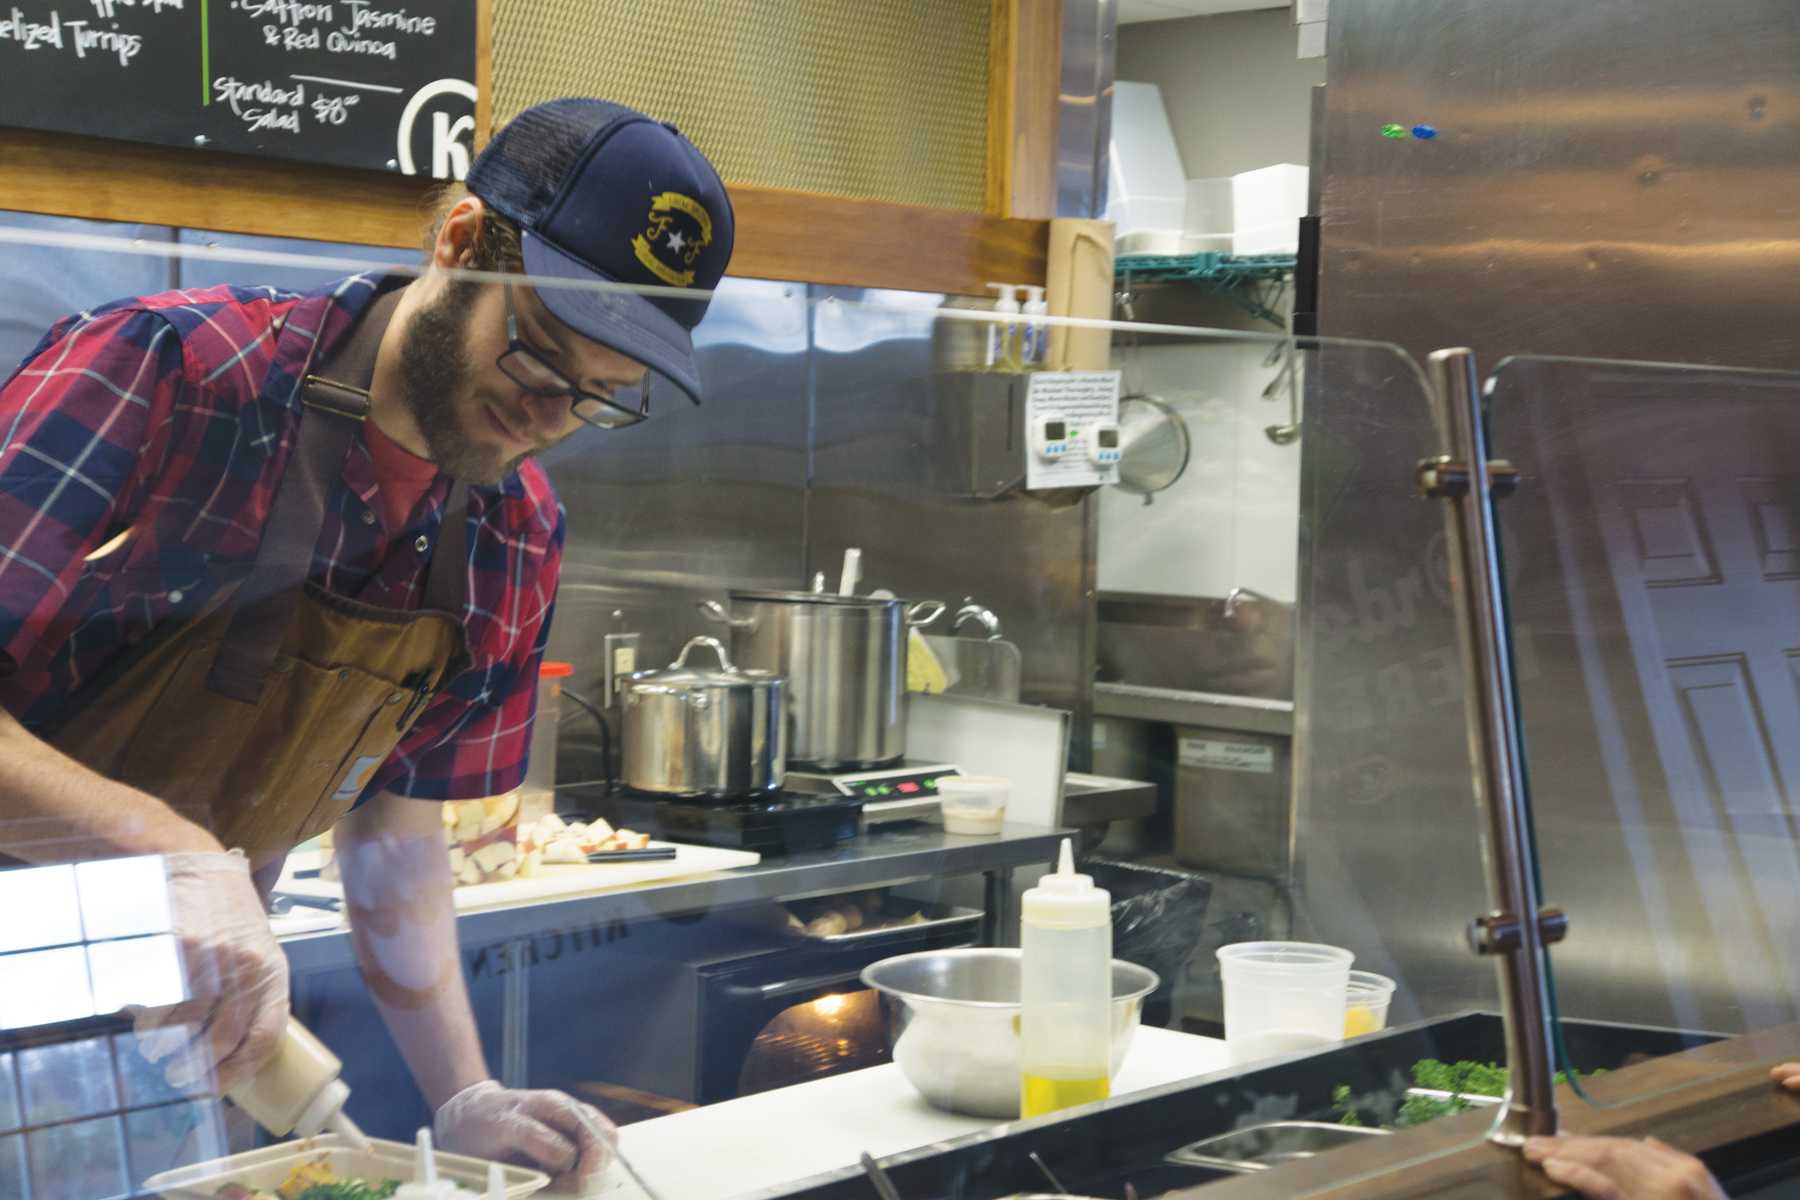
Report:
1097,338,1301,602
1098,6,1322,604
1117,7,1325,179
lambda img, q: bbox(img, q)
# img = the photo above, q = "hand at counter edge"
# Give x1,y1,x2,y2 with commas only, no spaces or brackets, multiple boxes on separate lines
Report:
435,1079,616,1190
1522,1135,1725,1200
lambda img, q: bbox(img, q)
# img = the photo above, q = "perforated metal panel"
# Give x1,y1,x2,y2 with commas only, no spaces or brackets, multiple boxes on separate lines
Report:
492,0,994,212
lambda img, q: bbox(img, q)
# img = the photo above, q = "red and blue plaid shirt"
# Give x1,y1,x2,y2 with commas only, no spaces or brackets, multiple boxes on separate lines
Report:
0,273,565,803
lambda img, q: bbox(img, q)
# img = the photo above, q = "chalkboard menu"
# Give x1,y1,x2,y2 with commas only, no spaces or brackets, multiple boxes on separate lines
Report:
0,0,477,179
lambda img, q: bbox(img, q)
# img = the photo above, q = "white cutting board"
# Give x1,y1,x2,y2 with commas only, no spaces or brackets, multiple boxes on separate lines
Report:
274,842,759,913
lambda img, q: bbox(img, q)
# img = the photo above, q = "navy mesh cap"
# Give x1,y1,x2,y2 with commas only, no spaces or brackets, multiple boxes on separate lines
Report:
467,98,735,404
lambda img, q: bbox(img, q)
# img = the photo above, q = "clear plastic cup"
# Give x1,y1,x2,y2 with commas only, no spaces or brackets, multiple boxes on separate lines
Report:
935,774,1010,835
1216,941,1355,1064
1343,970,1397,1037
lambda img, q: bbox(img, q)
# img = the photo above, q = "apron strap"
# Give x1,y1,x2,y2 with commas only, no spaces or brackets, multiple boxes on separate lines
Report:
423,479,471,616
207,289,470,704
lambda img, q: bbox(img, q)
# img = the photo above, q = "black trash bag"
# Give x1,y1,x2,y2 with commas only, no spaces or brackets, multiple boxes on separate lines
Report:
1078,857,1214,1028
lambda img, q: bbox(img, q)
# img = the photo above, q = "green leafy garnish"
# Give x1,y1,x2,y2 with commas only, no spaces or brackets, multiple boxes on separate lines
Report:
294,1181,401,1200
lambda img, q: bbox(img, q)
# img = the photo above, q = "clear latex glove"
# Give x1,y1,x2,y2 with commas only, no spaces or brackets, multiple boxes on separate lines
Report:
131,851,289,1094
435,1080,615,1190
1523,1136,1726,1200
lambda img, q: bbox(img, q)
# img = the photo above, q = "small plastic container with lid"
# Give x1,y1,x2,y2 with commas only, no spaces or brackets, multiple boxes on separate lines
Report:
1019,839,1114,1118
520,660,572,824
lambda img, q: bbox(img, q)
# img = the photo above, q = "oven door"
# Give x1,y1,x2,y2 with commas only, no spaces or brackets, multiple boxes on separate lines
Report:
694,903,979,1103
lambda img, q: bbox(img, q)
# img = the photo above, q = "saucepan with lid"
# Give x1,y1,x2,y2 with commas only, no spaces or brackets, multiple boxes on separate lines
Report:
619,636,786,800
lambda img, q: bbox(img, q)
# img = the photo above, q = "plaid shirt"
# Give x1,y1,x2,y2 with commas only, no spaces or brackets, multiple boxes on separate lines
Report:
0,273,565,803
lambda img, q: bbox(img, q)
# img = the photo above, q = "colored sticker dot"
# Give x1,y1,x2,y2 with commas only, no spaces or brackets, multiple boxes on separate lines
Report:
1380,123,1407,139
1412,124,1439,140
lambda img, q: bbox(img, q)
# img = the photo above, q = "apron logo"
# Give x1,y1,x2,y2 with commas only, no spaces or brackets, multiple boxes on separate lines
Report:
631,191,713,287
333,755,385,801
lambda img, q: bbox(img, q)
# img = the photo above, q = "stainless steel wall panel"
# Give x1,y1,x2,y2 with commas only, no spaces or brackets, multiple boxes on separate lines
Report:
1301,0,1800,1030
804,288,1096,756
542,278,811,779
1058,0,1118,218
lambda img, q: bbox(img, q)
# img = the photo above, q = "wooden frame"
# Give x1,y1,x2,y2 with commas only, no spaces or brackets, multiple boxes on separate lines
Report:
0,0,1063,296
986,0,1062,220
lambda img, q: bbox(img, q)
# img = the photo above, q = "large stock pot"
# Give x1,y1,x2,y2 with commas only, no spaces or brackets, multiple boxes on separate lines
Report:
699,590,944,771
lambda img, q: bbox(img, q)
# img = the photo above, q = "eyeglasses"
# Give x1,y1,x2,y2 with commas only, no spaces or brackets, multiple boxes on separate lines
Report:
497,284,652,430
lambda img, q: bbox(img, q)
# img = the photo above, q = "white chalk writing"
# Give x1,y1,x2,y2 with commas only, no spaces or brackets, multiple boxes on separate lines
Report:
234,0,330,26
3,10,146,65
325,27,392,57
213,75,305,134
339,0,432,37
88,0,182,17
0,8,65,51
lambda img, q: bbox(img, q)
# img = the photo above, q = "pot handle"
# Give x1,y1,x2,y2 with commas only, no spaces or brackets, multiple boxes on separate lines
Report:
905,600,947,628
696,599,756,630
672,635,739,674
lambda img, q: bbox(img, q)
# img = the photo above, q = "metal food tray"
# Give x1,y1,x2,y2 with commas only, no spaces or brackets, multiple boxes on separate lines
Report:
806,902,982,944
142,1133,550,1199
1166,1121,1388,1173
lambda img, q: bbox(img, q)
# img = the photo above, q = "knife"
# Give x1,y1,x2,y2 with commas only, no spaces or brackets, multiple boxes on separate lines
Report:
586,847,678,863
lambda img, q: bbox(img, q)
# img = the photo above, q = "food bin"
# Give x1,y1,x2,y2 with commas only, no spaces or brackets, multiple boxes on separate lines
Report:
142,1133,550,1199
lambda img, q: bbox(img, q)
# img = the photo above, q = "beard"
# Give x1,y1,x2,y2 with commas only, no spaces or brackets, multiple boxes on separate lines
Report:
397,280,534,486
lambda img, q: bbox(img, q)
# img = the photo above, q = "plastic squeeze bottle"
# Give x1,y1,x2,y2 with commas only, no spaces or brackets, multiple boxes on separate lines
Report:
1020,285,1048,367
1019,838,1113,1118
226,1016,372,1152
984,283,1022,370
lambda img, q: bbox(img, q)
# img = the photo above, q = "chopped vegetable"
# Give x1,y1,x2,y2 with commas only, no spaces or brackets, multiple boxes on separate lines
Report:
292,1182,401,1200
1335,1058,1600,1129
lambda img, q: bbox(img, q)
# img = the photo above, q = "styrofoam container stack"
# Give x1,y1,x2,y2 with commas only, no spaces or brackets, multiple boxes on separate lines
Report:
1106,81,1188,244
1228,163,1309,257
1181,177,1235,254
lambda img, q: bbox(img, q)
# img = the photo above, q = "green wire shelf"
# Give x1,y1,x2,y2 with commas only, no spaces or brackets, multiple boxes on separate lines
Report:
1114,252,1297,327
1113,251,1297,283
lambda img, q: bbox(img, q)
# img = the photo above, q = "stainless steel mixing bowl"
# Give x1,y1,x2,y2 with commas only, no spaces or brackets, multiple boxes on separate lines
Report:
861,947,1160,1119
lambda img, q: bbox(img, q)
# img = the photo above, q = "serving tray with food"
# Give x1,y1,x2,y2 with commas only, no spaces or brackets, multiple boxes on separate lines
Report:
144,1131,548,1200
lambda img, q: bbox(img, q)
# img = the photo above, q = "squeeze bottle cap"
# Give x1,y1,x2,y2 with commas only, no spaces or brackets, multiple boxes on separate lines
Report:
1039,838,1091,892
1021,839,1110,928
392,1127,460,1200
292,1077,348,1140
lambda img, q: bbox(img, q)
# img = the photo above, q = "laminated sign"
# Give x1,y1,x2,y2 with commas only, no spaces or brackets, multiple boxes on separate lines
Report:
1025,370,1122,490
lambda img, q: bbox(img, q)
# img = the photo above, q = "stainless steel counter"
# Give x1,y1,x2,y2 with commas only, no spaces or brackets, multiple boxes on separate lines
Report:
276,818,1068,976
1093,681,1295,736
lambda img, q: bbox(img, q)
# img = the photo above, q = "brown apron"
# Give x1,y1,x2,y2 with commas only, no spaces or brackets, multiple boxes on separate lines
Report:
46,295,470,884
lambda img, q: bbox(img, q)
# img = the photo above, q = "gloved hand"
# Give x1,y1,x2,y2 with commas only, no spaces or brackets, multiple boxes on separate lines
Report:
1523,1135,1726,1200
436,1080,615,1190
132,851,289,1094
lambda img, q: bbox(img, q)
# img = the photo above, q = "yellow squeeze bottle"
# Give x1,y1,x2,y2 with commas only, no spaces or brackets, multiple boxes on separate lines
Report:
227,1016,372,1151
1019,839,1113,1118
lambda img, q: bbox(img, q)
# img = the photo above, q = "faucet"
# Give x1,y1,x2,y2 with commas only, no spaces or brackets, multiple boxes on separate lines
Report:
952,598,1003,640
1223,586,1273,619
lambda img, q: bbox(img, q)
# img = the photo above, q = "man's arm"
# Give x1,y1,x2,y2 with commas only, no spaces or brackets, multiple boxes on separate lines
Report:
0,705,221,861
334,789,489,1109
335,791,613,1188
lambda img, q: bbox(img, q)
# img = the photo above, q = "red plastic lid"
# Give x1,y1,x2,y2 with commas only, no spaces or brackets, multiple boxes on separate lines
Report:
539,660,574,679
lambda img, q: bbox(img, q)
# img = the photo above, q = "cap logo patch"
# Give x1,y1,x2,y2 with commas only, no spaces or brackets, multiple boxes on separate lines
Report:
632,191,714,287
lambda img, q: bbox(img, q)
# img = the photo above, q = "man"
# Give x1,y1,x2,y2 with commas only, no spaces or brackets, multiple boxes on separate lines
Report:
0,97,734,1188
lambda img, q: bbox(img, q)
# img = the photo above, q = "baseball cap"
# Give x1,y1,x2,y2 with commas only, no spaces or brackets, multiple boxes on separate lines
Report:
467,98,736,404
